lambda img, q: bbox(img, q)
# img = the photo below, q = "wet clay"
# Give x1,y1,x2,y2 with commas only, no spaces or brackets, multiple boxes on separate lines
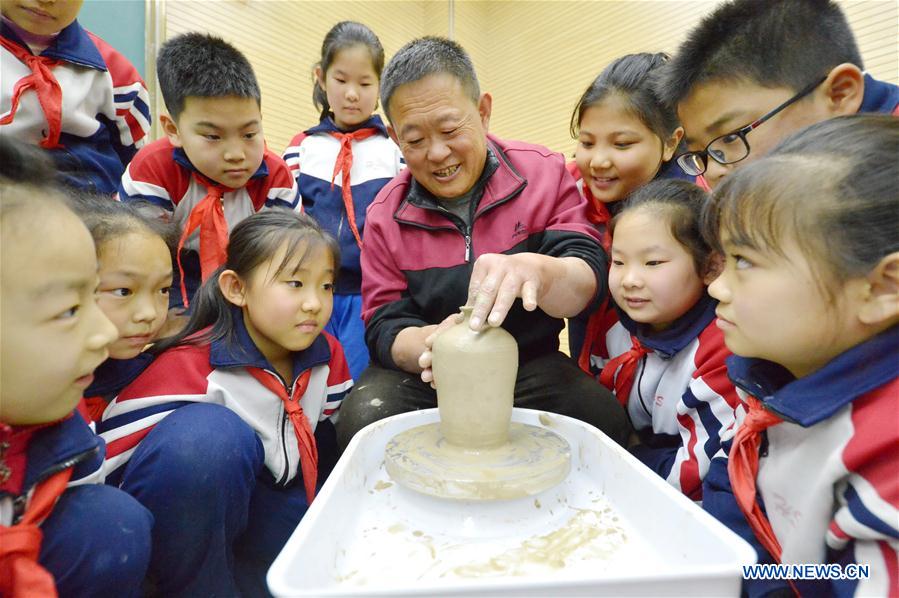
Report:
431,306,517,448
385,422,571,500
385,307,572,500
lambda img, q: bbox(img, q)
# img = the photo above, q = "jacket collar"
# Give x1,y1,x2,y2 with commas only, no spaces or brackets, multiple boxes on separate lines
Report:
859,73,899,114
305,114,388,137
727,325,899,426
1,18,105,70
0,412,100,495
617,292,718,359
85,354,155,398
209,306,332,384
395,136,521,227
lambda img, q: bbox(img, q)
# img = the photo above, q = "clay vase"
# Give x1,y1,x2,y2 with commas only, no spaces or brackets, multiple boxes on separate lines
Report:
431,306,518,449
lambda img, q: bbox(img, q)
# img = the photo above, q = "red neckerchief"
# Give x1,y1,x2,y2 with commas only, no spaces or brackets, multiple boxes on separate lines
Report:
727,395,785,560
329,128,379,249
177,176,229,306
577,296,616,374
599,335,651,407
0,420,74,598
248,369,318,504
727,395,800,595
0,36,63,149
581,185,612,253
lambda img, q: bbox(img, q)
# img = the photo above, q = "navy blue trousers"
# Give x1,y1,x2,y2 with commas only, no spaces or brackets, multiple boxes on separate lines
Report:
116,402,336,597
325,293,369,382
40,483,153,597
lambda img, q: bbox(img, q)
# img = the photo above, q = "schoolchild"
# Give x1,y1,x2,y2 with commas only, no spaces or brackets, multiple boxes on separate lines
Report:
567,52,692,367
702,115,898,596
69,195,176,421
97,209,352,596
282,21,404,380
0,138,152,597
1,0,150,194
118,32,298,310
658,0,899,190
594,179,741,500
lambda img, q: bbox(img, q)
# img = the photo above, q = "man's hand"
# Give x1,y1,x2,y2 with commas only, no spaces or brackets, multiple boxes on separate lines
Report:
466,253,543,330
466,253,597,330
418,311,464,388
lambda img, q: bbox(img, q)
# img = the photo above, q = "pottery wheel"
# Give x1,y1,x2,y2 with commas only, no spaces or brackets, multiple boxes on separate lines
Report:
384,422,571,500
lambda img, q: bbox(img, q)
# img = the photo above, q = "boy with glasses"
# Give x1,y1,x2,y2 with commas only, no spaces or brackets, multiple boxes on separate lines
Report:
657,0,898,189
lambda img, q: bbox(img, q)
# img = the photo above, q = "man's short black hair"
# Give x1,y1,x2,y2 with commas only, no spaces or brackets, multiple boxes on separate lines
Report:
657,0,863,108
157,32,261,120
380,36,480,122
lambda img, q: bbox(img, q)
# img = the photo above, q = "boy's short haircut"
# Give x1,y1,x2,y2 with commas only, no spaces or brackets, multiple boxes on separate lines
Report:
657,0,863,108
157,32,261,120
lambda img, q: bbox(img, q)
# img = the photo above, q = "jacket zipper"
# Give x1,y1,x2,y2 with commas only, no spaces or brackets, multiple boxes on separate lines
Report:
269,370,293,486
11,447,98,523
636,356,652,418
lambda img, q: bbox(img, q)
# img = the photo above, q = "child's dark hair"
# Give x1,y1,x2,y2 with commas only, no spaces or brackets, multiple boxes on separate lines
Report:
702,114,898,295
157,32,261,120
0,137,68,217
153,209,340,355
658,0,862,109
66,193,179,258
611,179,712,277
313,21,385,122
570,53,679,142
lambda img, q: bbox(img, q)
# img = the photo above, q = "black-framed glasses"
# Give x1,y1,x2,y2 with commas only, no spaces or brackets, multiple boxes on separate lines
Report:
676,76,827,176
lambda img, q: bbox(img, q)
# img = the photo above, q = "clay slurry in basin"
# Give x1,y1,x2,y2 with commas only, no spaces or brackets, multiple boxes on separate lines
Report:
385,306,572,500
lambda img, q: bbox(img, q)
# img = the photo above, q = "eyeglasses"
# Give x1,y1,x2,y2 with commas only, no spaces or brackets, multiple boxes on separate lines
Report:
676,76,827,176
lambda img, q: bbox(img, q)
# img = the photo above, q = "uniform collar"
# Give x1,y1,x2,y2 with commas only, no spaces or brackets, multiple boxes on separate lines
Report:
727,325,899,426
0,413,98,496
305,114,388,136
172,145,269,186
85,354,155,398
859,73,899,114
617,292,717,359
209,306,332,383
1,18,106,70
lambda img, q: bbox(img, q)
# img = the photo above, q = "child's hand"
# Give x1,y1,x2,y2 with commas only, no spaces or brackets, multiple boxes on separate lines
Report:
418,312,464,389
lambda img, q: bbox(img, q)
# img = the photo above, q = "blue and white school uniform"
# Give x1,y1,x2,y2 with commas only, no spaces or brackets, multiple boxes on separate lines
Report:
282,115,404,379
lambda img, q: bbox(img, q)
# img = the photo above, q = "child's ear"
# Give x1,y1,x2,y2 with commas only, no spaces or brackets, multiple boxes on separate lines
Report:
857,251,899,326
314,66,326,91
662,127,684,162
159,114,182,148
821,63,864,117
218,269,248,307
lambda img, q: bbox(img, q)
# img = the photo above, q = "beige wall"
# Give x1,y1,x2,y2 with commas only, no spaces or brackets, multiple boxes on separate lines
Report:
157,0,897,155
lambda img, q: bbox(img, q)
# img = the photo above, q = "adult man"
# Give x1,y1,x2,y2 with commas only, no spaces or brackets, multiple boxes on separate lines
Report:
335,37,627,450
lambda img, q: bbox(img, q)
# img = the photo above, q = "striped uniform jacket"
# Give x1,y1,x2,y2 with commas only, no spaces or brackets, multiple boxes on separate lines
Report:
281,115,404,294
117,139,299,306
97,314,352,487
703,326,899,597
118,138,299,244
593,295,743,500
1,19,150,194
1,412,106,526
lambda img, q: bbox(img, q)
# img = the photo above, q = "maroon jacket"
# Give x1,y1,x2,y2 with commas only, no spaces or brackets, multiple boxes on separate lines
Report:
361,134,607,368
